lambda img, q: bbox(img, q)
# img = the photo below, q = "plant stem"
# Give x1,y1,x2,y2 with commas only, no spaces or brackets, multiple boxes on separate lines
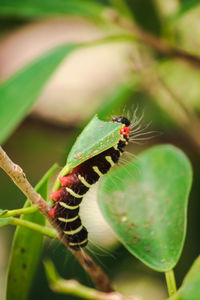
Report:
109,15,200,69
165,269,177,297
44,260,130,300
9,218,57,238
0,206,38,217
0,146,114,292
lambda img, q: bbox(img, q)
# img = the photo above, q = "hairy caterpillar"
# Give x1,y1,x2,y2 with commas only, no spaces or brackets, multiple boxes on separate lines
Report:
48,116,130,250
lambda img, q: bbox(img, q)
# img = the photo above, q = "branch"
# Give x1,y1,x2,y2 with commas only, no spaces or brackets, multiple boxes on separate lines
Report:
0,206,38,217
9,217,57,238
0,146,113,292
132,25,200,68
44,260,134,300
109,13,200,69
128,44,200,153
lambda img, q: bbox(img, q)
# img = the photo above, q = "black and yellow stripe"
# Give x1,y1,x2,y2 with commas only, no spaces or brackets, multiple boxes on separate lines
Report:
51,116,130,250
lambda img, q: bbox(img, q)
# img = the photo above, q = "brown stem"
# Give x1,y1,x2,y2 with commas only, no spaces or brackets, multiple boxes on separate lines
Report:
0,146,113,292
156,75,200,151
114,17,200,69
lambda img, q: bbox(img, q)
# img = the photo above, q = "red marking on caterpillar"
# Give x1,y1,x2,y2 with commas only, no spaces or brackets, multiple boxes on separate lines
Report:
49,116,131,250
48,206,56,218
59,174,78,187
120,126,130,137
51,190,62,202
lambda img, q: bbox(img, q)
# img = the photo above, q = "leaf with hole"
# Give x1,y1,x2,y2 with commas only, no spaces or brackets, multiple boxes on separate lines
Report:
98,145,192,271
67,115,123,168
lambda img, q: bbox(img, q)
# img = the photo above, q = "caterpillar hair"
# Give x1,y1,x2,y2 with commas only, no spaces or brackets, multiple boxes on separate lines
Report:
48,116,131,250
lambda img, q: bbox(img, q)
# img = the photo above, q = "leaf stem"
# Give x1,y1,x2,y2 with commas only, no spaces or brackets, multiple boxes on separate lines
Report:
9,218,57,238
0,206,38,217
165,269,177,297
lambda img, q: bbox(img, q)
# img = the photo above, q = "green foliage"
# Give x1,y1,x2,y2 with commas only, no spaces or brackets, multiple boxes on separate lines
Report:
107,0,132,18
98,145,192,271
0,0,105,20
173,0,200,19
0,0,199,298
123,0,162,35
6,164,58,300
0,44,79,145
67,115,123,168
169,257,200,300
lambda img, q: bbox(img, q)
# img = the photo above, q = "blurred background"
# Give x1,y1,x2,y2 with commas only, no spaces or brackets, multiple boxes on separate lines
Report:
0,1,200,299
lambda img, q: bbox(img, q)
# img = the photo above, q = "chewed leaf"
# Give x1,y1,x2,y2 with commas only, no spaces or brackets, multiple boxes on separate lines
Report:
98,145,192,271
67,115,122,168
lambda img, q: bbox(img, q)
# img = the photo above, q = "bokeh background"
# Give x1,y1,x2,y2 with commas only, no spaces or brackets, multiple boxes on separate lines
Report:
0,1,200,299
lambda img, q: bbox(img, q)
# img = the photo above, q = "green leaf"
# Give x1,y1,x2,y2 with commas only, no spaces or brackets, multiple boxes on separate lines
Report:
98,145,192,271
0,0,105,20
169,256,200,300
107,0,132,18
0,44,79,145
172,0,200,20
6,163,58,300
123,0,162,36
67,115,123,168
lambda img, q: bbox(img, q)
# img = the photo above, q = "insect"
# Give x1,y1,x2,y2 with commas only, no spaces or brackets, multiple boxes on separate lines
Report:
48,116,131,250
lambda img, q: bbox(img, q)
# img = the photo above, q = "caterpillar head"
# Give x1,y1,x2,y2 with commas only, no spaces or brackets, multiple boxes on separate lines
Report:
112,116,130,127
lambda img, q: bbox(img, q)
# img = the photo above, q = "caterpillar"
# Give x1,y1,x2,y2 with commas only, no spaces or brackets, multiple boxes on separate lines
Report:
48,116,131,250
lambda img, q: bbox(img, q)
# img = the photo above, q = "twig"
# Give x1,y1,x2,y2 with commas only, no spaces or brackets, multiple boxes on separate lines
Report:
0,146,113,292
0,205,38,217
51,280,126,300
132,25,200,68
109,13,200,69
44,260,134,300
0,146,50,214
9,218,57,238
156,74,200,151
129,45,200,153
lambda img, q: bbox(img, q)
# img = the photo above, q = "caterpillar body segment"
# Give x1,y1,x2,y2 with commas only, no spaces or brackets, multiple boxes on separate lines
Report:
48,116,130,250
